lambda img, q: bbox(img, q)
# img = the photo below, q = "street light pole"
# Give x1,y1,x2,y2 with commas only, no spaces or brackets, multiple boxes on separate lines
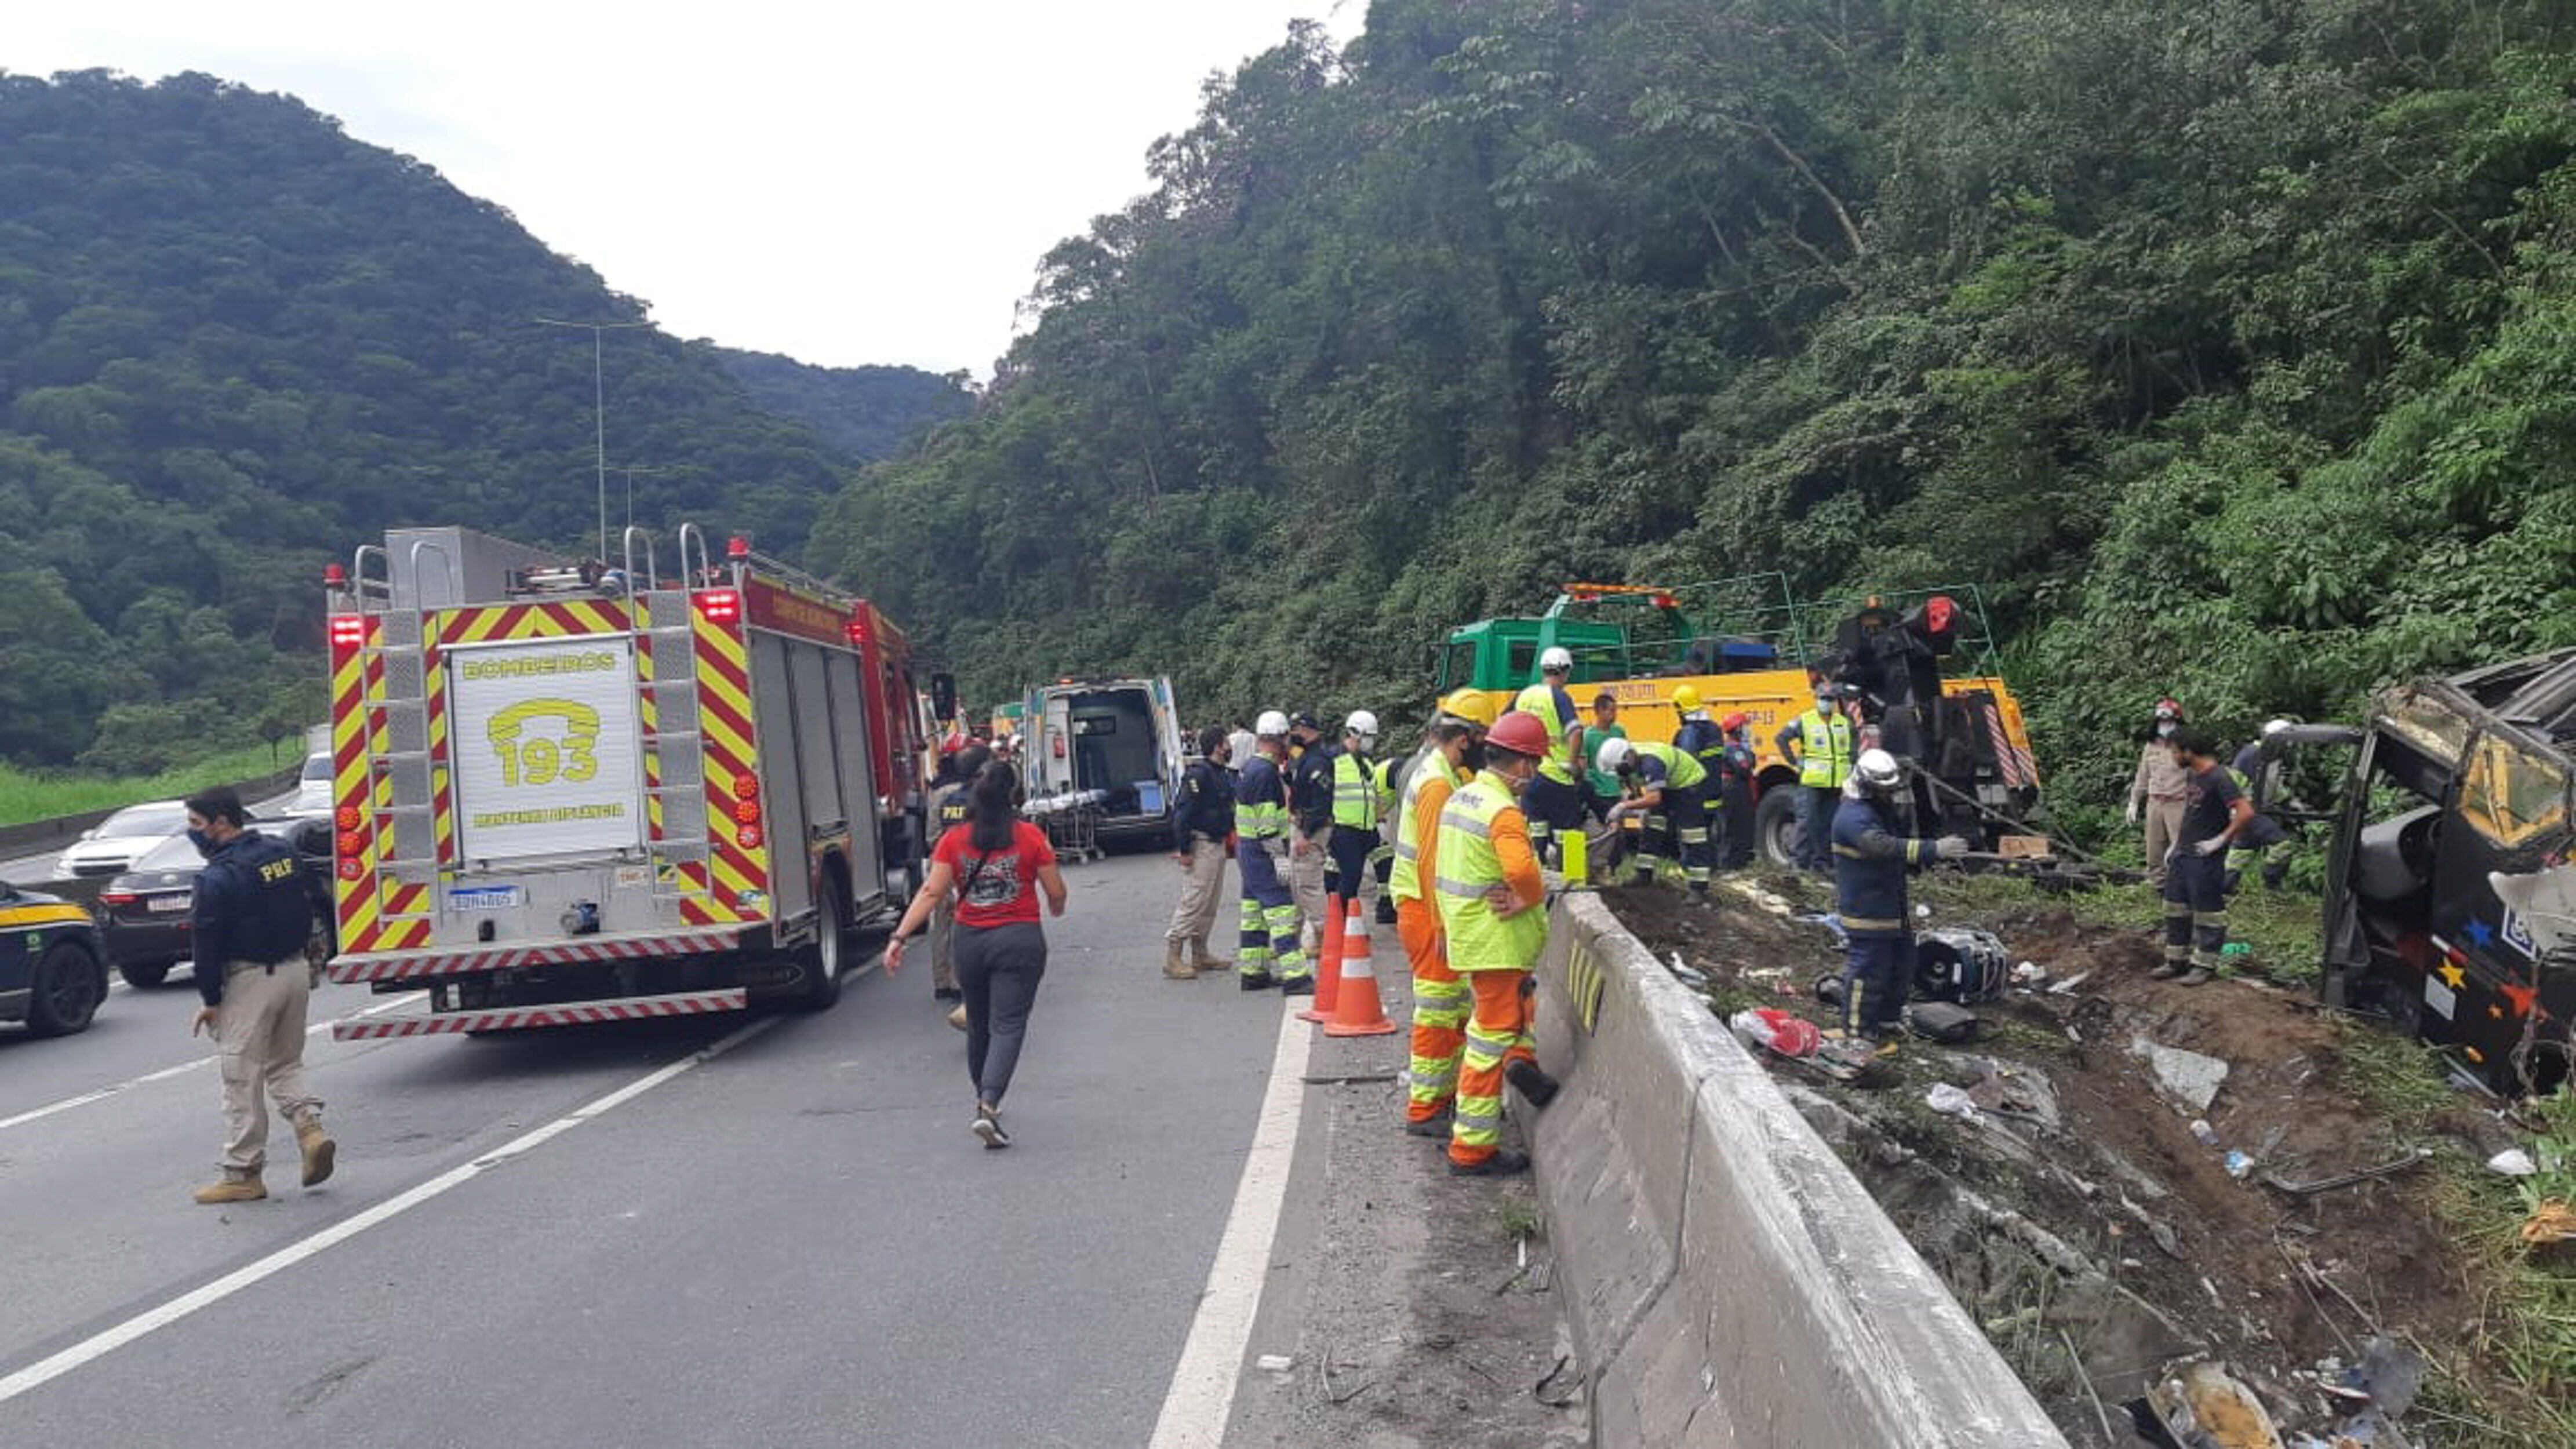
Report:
613,465,673,534
536,316,653,559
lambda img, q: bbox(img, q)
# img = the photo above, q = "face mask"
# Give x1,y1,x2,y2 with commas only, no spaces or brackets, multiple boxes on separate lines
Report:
2156,721,2177,738
187,827,218,857
1460,740,1490,773
1815,696,1835,711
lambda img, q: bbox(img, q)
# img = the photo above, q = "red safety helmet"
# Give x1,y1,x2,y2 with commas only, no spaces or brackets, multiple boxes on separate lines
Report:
1719,712,1751,733
1483,709,1552,760
2154,697,2184,720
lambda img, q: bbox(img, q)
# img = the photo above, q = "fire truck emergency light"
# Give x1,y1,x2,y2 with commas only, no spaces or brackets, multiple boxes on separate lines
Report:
696,589,741,624
328,616,366,647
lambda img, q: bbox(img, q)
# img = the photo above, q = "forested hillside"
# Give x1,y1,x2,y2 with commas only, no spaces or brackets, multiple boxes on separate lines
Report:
705,347,970,462
0,71,954,773
816,0,2576,821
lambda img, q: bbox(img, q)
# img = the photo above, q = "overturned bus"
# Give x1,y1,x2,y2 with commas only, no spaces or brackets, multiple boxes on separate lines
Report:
2279,648,2576,1094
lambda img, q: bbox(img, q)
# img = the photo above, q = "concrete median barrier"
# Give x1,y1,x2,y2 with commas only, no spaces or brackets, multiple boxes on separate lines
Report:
1527,889,2069,1448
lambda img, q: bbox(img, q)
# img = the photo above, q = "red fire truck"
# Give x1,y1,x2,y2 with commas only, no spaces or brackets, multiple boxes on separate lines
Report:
320,524,932,1039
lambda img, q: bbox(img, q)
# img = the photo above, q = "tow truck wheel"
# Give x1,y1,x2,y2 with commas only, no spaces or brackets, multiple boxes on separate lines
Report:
1754,788,1800,869
794,878,847,1012
27,942,106,1036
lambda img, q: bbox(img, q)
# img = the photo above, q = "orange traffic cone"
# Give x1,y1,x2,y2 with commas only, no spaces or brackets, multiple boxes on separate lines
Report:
1298,892,1344,1024
1324,899,1400,1037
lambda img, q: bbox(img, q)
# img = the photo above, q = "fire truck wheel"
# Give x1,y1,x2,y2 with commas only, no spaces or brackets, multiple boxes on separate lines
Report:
793,876,847,1012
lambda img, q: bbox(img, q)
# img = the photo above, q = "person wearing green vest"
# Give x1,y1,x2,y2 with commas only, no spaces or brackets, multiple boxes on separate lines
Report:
1511,646,1587,868
1597,737,1713,895
1776,682,1856,875
1432,709,1562,1178
1580,690,1627,817
1329,710,1387,920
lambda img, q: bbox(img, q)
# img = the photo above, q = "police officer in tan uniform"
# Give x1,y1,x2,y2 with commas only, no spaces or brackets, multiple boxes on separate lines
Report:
184,787,336,1204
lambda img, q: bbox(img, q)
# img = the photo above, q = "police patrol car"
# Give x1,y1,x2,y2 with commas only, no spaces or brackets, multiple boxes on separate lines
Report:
0,878,108,1036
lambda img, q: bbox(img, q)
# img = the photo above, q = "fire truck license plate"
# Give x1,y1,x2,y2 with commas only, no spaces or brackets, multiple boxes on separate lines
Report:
448,886,525,912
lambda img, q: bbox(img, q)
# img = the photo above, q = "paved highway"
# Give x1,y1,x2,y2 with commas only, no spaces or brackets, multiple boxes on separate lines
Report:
0,789,303,889
1,851,1311,1447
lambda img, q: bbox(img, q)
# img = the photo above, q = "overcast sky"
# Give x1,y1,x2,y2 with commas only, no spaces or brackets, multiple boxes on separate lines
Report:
8,2,1354,376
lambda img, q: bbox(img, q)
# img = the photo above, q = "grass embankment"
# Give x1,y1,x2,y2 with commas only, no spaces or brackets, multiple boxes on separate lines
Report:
2338,1033,2576,1446
0,740,300,829
1922,867,2573,1446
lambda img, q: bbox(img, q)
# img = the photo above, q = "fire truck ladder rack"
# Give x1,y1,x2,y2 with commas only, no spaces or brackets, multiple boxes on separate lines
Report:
343,540,447,933
630,526,714,909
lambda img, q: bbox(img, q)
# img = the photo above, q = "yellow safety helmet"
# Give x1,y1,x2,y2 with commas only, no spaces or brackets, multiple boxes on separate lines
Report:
1670,685,1703,715
1438,688,1494,728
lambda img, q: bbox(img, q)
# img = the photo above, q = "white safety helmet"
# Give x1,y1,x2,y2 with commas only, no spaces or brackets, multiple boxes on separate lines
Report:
1538,645,1574,675
1853,748,1904,793
1595,736,1635,774
1255,709,1290,739
2262,717,2294,737
1345,709,1380,739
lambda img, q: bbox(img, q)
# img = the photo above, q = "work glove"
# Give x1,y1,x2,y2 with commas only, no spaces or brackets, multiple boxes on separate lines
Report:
2193,838,2224,858
1933,835,1971,860
2124,799,2140,827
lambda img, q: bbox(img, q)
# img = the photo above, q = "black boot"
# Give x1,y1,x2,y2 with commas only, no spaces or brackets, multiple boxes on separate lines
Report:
1507,1060,1561,1109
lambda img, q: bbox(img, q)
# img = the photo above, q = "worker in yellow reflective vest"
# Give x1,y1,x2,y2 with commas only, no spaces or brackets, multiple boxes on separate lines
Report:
1597,737,1713,895
1432,709,1562,1178
1327,710,1386,920
1511,646,1587,868
1776,681,1856,875
1393,690,1489,1138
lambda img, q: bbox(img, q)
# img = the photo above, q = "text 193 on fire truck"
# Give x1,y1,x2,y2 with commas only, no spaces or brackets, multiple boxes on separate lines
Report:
319,524,934,1039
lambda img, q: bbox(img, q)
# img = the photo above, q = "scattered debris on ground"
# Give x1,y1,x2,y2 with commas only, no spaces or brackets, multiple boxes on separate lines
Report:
1230,1009,1585,1449
1603,872,2571,1448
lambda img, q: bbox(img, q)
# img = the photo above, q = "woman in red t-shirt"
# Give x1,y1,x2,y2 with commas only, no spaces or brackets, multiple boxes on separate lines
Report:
886,763,1068,1148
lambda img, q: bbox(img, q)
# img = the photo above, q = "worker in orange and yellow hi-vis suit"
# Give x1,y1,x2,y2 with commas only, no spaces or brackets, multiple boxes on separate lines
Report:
1431,709,1563,1177
1392,690,1492,1138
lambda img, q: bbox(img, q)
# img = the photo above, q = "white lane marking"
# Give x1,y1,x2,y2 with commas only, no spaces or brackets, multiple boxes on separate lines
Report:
0,995,416,1133
0,1013,779,1406
1148,1004,1311,1449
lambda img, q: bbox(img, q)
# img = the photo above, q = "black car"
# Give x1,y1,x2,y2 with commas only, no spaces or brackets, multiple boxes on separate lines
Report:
93,819,334,990
1,879,108,1035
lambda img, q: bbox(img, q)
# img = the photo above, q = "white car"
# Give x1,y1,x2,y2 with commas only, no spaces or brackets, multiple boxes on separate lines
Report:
53,800,191,879
287,750,334,818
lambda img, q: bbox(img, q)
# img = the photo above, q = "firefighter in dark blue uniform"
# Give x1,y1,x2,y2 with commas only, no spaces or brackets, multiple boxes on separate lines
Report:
184,786,336,1204
1830,751,1967,1044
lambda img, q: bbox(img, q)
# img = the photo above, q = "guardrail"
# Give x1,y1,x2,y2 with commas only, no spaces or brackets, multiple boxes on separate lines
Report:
1529,889,2069,1448
0,764,301,866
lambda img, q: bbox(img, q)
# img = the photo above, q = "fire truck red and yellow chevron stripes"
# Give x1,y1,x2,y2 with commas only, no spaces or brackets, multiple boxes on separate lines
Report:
328,927,744,983
434,598,634,647
692,600,768,925
332,986,748,1041
369,632,434,952
425,621,454,868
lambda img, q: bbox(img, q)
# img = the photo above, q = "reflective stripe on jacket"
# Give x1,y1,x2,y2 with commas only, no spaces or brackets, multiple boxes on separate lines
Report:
1389,755,1462,905
1331,751,1381,829
1235,755,1290,840
1628,738,1708,793
1793,709,1855,789
1432,773,1548,972
1513,682,1579,785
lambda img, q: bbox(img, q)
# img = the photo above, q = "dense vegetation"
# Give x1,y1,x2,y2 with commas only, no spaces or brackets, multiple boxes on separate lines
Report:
704,347,972,463
816,0,2576,825
0,70,961,774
